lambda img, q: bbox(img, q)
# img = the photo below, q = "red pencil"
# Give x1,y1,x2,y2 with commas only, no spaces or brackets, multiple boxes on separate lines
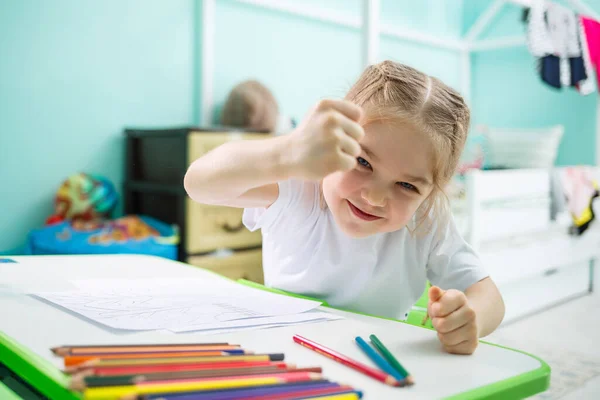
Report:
293,334,401,387
68,361,285,376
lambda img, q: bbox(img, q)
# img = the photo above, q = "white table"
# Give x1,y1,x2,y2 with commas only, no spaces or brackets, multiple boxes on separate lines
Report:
0,255,549,399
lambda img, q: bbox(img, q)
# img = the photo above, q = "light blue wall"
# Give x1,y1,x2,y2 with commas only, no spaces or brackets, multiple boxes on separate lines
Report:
0,0,195,254
212,0,363,123
212,0,465,123
2,0,598,253
467,1,599,166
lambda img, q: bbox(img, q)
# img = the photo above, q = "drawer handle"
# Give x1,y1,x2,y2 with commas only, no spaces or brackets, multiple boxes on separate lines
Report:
544,268,558,276
221,222,245,233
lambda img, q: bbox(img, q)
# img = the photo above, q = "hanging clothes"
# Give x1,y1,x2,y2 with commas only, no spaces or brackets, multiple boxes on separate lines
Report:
526,0,553,57
540,55,562,88
546,3,581,87
581,16,600,90
525,0,591,92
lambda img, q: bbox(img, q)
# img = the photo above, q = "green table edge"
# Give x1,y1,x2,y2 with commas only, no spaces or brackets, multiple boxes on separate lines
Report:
0,278,549,400
0,331,81,400
0,381,23,400
237,279,551,400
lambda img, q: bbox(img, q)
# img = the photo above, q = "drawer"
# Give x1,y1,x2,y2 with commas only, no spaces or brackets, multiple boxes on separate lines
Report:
188,249,263,283
187,132,269,163
498,261,591,324
186,199,262,253
185,131,270,254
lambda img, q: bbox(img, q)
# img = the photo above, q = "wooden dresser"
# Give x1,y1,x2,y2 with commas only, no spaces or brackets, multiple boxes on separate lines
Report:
123,126,271,283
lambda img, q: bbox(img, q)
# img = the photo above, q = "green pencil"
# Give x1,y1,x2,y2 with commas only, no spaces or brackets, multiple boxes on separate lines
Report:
369,334,414,385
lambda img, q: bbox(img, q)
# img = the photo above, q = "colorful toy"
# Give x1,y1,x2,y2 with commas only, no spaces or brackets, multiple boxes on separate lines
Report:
46,173,118,225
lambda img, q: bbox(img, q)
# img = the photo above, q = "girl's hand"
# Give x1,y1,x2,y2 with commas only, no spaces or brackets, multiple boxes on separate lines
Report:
427,286,479,355
287,99,365,181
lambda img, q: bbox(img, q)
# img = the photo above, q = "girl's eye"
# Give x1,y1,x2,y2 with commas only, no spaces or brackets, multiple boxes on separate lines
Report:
398,181,418,192
357,157,371,169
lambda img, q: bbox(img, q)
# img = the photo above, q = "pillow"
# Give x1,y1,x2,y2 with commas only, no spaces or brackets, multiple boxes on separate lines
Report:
480,125,564,169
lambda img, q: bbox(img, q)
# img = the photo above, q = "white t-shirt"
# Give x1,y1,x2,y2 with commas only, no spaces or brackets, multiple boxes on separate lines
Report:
243,179,488,320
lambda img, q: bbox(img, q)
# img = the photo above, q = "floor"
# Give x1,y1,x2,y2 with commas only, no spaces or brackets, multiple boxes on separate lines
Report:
485,270,600,399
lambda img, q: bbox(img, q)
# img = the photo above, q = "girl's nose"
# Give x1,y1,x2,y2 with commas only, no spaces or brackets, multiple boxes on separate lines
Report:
361,186,387,207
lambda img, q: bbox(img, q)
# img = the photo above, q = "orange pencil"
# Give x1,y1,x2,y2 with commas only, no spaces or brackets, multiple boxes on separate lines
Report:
66,354,285,372
63,350,252,367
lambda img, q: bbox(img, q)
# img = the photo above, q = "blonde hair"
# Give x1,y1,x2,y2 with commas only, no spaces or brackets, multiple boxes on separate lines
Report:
221,80,279,132
345,60,470,233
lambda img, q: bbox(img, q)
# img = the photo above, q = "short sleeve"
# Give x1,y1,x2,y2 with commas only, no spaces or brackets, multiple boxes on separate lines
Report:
243,179,318,232
426,214,489,292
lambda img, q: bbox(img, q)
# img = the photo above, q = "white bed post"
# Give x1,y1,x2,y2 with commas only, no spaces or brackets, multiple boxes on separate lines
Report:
362,0,380,68
461,50,471,104
597,100,600,166
201,0,215,126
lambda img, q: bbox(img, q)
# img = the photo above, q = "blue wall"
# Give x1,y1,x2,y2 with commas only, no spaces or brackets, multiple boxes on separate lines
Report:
0,0,195,254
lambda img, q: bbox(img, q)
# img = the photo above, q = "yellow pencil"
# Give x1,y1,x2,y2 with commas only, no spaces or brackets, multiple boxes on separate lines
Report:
83,372,322,400
311,393,360,400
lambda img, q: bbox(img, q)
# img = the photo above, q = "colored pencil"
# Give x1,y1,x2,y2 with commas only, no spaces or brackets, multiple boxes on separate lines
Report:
63,350,253,367
59,348,247,358
72,354,284,369
368,334,414,385
137,381,337,400
52,343,235,356
142,384,358,400
293,335,401,387
70,367,322,390
83,371,322,400
354,336,406,385
69,361,285,376
309,393,360,400
71,363,291,381
250,386,361,400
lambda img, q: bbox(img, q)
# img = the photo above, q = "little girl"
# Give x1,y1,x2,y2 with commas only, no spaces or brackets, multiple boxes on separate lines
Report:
185,61,505,355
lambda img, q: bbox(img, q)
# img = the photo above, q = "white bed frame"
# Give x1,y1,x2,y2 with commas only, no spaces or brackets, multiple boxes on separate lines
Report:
459,168,599,324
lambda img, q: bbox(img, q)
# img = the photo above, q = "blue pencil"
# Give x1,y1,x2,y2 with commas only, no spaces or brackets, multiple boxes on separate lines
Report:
355,336,405,384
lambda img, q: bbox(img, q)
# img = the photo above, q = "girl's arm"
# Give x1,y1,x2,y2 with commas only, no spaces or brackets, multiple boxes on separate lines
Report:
465,277,505,337
184,99,365,208
184,135,292,208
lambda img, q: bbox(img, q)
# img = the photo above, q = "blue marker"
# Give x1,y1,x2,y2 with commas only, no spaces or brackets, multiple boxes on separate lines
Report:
355,336,405,383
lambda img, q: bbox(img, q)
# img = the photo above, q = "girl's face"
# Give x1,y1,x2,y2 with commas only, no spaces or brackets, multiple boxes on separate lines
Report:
322,119,435,238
